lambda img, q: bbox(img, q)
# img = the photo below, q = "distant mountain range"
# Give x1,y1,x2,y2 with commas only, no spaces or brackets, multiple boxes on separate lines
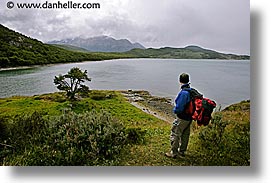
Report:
47,36,145,52
48,37,249,60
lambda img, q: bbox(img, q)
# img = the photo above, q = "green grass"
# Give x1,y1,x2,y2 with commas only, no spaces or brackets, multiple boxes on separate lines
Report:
0,96,64,118
0,91,250,166
0,91,162,127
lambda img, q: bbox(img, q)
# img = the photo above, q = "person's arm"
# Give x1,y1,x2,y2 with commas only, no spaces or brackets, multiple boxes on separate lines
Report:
173,91,189,114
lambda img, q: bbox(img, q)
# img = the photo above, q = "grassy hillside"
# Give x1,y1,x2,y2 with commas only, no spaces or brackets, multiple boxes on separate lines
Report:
0,24,133,68
50,44,90,52
127,46,250,60
0,91,250,166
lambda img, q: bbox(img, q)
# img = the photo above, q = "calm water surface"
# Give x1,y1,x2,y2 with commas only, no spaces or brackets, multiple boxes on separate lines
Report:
0,59,250,108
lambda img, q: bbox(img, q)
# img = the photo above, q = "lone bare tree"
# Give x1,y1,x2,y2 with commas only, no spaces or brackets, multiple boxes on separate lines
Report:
54,67,91,100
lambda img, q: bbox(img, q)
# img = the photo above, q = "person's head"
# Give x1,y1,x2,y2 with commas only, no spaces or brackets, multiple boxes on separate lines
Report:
179,73,189,84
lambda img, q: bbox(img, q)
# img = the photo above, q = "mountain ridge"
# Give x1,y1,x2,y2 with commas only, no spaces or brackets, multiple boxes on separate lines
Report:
47,36,145,52
0,24,132,68
0,24,250,68
126,46,250,60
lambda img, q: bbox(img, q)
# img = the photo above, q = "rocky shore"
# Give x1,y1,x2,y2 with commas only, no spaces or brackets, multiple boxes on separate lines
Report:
121,90,176,123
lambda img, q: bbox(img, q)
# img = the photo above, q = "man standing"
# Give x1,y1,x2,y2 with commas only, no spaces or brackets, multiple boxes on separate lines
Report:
165,73,193,158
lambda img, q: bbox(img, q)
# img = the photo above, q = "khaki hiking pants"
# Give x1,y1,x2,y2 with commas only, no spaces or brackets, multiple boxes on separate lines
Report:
170,117,192,155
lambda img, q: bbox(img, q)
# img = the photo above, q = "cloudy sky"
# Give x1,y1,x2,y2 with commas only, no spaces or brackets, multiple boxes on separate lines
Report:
0,0,250,55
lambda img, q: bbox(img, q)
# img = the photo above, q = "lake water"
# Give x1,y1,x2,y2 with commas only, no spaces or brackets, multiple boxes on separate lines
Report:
0,59,250,108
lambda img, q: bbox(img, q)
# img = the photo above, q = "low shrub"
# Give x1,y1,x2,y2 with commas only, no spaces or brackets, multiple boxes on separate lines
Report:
34,92,67,103
7,111,49,150
1,110,146,166
125,127,147,144
0,117,10,163
89,91,117,100
196,113,250,165
0,117,8,141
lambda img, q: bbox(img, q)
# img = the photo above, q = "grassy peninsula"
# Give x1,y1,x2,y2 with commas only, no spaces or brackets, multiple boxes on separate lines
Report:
126,46,250,60
0,90,250,166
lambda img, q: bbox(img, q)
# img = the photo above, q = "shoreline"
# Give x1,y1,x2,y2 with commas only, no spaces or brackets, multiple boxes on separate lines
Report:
0,59,114,72
121,90,175,123
0,65,38,71
121,90,250,122
0,58,251,72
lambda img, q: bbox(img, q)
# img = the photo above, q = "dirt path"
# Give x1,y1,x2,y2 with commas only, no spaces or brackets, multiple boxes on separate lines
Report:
121,90,176,124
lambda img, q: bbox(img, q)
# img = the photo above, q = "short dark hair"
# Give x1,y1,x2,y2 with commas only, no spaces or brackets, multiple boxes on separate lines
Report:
179,73,189,83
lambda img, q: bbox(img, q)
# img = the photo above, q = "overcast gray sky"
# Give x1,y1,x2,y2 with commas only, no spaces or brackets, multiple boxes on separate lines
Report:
0,0,250,55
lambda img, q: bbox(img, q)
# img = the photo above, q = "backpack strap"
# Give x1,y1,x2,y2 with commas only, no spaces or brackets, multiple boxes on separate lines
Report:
183,88,203,99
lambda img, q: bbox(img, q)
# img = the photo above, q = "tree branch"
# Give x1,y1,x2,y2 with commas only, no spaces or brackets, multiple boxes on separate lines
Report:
0,143,14,148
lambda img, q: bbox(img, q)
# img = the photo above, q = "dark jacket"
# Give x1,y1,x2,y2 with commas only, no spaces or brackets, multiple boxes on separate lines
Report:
173,84,192,120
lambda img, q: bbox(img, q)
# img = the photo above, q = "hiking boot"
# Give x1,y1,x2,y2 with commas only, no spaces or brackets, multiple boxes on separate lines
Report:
178,151,185,158
165,151,177,158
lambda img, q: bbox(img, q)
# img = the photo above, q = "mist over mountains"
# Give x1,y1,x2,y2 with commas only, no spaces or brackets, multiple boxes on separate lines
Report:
48,36,145,52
